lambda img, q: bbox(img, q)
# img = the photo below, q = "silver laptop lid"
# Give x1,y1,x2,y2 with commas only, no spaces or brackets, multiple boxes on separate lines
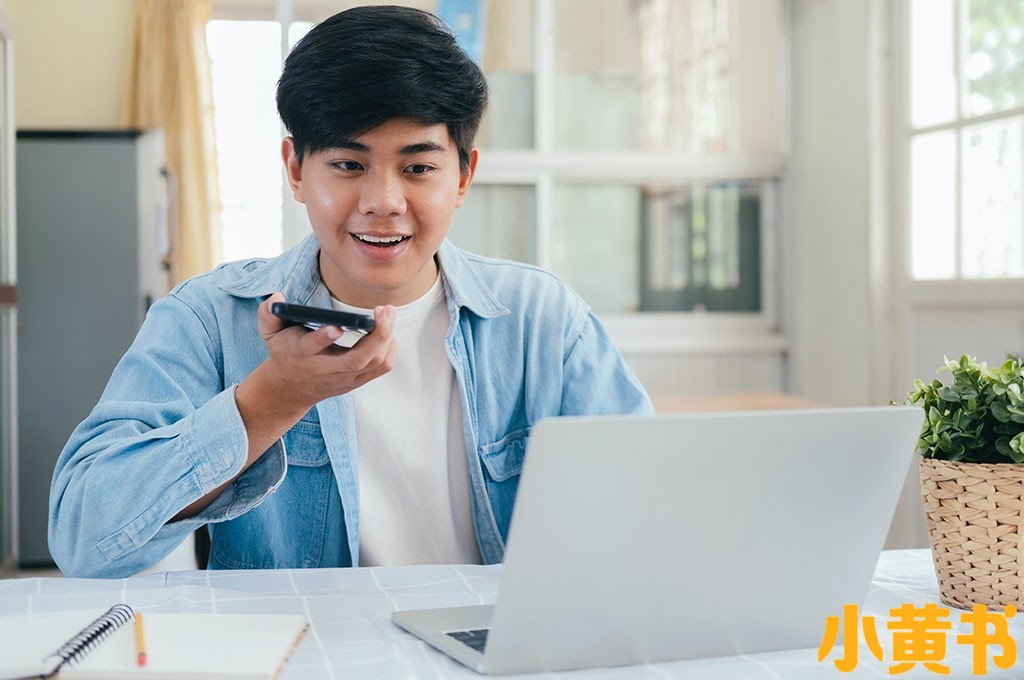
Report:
481,407,923,675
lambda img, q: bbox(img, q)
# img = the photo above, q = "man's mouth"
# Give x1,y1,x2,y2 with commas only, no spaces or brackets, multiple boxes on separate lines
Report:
353,233,411,248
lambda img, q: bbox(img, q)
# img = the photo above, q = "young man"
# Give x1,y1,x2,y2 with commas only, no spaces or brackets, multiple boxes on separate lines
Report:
49,5,652,578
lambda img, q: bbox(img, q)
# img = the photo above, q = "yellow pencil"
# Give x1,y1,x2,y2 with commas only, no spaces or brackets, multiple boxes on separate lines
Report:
134,612,147,667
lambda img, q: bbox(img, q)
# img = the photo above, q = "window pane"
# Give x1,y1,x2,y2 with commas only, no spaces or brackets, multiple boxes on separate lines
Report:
554,0,782,154
475,0,533,149
448,184,535,262
207,20,284,262
962,116,1024,277
641,183,762,312
965,0,1024,117
289,21,312,48
551,182,762,314
554,0,639,151
910,0,956,127
552,185,641,312
910,131,957,279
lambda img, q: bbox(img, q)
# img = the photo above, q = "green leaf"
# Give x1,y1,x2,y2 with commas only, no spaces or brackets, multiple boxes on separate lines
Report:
1010,433,1024,461
1010,437,1024,463
901,355,1024,463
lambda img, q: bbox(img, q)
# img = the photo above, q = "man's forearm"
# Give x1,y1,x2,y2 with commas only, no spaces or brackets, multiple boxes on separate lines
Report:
172,363,310,520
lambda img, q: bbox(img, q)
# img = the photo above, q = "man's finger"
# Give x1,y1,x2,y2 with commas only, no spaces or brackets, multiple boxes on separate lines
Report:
257,293,288,338
352,336,398,385
295,323,348,356
325,304,396,368
371,305,397,341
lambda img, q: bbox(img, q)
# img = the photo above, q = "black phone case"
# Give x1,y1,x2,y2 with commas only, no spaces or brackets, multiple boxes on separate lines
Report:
270,302,376,332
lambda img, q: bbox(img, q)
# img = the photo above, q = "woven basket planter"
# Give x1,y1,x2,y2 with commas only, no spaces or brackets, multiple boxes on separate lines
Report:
919,456,1024,610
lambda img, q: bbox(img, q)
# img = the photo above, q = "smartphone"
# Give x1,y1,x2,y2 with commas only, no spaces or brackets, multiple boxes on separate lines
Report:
271,302,375,348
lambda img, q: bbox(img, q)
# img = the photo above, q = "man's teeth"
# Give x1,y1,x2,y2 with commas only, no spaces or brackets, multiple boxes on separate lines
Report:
356,234,407,244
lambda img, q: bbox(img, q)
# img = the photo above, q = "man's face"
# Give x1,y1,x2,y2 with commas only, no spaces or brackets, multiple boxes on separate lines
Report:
283,117,477,308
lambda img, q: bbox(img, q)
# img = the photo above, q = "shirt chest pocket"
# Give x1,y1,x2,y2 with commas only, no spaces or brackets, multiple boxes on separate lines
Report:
282,417,331,467
210,415,332,569
479,429,527,482
478,429,528,542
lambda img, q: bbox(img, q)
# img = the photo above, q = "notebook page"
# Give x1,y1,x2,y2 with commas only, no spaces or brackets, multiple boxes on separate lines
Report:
0,611,103,680
65,613,308,680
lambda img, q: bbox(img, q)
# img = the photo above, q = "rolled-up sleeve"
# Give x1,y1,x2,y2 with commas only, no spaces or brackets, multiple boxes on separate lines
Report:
48,293,285,578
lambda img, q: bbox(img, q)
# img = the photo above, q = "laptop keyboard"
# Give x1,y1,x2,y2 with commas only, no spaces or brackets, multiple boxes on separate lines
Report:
447,628,489,653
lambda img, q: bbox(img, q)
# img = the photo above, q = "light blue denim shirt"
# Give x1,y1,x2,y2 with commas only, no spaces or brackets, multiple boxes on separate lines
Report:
49,235,653,577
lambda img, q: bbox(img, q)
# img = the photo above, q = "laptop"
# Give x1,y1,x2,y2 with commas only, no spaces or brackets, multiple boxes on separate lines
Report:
391,406,924,675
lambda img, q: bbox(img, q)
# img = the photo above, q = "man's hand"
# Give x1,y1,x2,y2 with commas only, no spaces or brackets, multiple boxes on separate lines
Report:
251,292,397,415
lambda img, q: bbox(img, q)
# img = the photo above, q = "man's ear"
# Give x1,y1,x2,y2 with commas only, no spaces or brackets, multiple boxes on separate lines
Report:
455,148,479,208
281,137,305,204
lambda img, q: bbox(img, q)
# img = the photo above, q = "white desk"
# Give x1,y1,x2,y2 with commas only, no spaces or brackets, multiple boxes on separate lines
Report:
1,550,1020,678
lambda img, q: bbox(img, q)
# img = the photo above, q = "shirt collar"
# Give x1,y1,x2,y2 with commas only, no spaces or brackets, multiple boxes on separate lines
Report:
436,240,510,319
218,233,326,305
218,234,510,319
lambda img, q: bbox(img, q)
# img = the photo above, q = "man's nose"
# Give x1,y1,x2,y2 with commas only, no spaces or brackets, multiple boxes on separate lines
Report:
358,171,406,216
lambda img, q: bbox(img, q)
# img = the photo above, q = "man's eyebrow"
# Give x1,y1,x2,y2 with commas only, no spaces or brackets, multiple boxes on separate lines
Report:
331,140,371,153
398,141,448,155
327,140,448,155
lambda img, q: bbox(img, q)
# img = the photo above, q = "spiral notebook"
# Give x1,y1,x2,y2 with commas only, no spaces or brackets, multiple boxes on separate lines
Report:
0,605,308,679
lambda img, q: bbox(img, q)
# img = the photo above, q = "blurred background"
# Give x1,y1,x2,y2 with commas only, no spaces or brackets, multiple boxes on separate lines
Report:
0,0,1021,571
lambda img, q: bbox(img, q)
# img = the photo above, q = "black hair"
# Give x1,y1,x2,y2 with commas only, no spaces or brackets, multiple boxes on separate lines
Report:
276,5,489,173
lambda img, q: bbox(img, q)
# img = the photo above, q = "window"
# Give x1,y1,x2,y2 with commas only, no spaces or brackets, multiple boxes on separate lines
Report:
207,19,313,262
207,0,786,325
207,20,284,262
907,0,1024,280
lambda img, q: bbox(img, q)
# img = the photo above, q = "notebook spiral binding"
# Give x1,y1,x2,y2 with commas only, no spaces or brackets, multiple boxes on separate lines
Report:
47,604,135,670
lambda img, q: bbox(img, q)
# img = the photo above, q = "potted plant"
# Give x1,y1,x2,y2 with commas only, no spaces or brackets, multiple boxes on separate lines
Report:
899,354,1024,609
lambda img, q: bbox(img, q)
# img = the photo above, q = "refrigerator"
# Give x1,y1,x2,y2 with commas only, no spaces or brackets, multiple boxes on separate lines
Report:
15,130,170,566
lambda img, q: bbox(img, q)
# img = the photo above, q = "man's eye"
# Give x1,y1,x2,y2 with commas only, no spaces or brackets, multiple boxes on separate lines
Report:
407,164,434,175
332,161,362,171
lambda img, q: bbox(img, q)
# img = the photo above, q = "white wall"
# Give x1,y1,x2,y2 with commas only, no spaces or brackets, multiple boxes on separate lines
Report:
7,0,134,129
786,0,875,408
787,0,929,550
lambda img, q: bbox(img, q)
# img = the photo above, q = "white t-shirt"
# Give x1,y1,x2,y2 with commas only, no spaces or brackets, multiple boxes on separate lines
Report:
331,275,482,566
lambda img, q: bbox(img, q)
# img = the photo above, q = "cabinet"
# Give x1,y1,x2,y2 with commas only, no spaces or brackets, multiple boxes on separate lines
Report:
15,130,169,566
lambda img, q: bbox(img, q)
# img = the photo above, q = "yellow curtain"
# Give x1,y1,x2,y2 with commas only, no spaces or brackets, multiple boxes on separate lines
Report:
129,0,221,284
